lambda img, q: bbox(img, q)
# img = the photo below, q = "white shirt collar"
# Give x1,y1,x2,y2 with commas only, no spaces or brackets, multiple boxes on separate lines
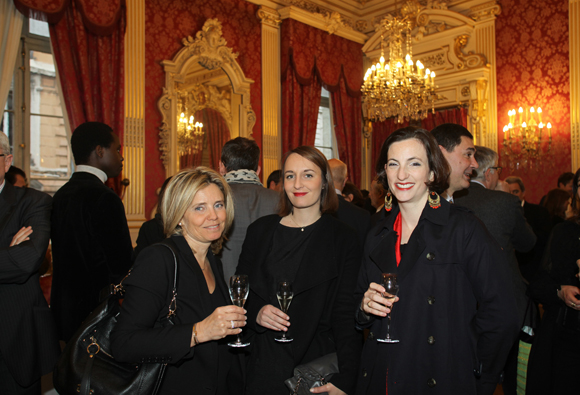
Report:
471,180,486,189
0,180,5,195
335,188,342,195
75,165,107,183
521,200,525,207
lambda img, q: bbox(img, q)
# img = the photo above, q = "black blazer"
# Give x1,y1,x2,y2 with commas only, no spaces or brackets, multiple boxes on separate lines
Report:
237,214,363,394
134,213,165,259
111,237,240,394
50,172,134,341
0,183,60,387
455,182,536,321
355,201,519,395
334,195,371,247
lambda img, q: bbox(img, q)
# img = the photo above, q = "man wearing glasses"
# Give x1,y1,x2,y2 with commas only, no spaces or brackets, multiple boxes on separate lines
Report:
454,145,536,395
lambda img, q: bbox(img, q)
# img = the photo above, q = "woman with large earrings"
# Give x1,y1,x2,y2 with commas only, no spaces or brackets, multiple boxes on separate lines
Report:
236,146,362,395
355,127,519,395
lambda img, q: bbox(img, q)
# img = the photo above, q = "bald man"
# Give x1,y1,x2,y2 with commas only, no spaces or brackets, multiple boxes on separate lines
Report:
328,159,370,247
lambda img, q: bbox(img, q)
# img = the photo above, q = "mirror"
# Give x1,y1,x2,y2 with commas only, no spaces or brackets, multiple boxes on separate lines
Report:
158,18,256,176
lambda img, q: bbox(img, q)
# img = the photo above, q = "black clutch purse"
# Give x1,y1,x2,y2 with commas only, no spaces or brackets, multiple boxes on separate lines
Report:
53,243,179,395
284,353,339,395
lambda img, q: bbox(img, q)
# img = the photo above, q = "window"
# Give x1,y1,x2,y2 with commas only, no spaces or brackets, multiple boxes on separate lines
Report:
314,88,338,160
1,18,72,194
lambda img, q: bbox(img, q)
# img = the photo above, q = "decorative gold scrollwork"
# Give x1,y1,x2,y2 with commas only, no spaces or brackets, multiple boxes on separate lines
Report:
454,34,486,69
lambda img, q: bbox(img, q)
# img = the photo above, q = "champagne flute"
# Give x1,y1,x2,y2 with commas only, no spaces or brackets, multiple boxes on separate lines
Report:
228,275,250,347
377,273,400,343
274,281,293,343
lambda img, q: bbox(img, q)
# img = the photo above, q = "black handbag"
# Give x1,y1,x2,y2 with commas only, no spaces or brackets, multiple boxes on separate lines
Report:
284,353,339,395
53,243,179,395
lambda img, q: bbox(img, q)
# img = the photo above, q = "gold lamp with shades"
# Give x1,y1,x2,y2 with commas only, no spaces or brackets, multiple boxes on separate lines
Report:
502,106,552,170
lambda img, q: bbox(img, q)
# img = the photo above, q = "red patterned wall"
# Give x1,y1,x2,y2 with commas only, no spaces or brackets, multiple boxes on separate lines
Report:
144,0,261,217
496,0,570,204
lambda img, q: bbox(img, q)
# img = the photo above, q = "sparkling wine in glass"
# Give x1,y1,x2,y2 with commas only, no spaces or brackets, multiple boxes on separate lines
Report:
275,281,293,343
228,275,250,347
377,273,400,343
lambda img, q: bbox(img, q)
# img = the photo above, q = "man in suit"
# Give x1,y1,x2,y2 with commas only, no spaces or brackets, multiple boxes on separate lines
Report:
328,159,370,247
430,123,479,202
219,137,278,281
505,176,552,282
0,132,60,394
50,122,133,342
454,146,536,395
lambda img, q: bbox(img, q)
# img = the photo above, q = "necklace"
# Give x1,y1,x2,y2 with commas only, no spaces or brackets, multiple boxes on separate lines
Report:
289,214,320,231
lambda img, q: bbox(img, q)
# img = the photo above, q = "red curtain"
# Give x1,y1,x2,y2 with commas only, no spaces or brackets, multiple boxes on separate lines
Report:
281,51,322,155
370,107,467,175
203,108,231,171
15,0,125,194
329,72,362,186
281,19,363,186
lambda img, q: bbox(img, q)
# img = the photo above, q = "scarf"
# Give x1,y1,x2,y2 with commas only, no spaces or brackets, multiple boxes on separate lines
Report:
224,169,264,186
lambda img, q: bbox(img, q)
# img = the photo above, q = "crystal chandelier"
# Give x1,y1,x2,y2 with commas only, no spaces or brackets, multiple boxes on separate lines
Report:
177,99,204,156
501,106,552,171
361,11,438,124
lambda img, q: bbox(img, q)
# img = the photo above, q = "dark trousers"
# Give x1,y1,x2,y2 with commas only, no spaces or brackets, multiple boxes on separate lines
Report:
501,339,519,395
552,326,580,393
0,351,40,395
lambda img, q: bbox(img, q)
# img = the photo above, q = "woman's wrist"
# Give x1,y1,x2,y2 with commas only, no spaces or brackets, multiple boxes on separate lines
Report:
191,322,200,347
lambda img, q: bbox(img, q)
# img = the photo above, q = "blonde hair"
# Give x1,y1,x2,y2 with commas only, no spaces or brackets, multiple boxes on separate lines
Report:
161,167,234,254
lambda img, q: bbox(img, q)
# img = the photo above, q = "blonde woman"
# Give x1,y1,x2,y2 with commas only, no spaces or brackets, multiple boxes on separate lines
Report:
112,167,246,395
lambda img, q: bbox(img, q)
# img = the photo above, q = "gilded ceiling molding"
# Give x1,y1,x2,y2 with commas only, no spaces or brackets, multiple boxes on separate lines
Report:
468,1,501,22
454,34,487,69
257,7,282,27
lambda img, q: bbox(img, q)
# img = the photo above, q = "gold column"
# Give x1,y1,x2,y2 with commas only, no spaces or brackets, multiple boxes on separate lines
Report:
571,0,580,170
475,20,499,151
257,6,282,182
361,56,373,191
123,0,146,244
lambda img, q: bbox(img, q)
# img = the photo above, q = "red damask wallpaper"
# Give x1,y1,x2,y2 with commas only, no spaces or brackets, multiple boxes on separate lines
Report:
144,0,261,216
496,0,570,203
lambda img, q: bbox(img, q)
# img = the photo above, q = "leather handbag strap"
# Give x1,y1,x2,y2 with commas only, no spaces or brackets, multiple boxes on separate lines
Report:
158,242,179,320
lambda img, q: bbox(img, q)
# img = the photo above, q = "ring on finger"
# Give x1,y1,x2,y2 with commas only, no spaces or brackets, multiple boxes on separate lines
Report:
367,300,372,308
231,320,235,329
571,302,577,308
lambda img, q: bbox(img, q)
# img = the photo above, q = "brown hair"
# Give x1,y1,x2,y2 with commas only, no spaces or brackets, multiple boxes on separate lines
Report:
278,146,339,216
543,188,570,220
375,127,450,194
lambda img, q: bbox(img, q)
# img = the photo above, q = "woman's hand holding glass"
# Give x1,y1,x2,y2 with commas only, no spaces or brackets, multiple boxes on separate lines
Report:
362,282,399,317
191,305,247,346
256,304,290,332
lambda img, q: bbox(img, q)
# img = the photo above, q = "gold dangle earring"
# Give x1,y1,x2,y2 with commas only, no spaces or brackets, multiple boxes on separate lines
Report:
384,190,393,212
428,191,441,209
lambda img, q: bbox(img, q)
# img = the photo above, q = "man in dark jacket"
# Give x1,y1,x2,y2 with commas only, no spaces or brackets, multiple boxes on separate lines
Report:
328,158,370,247
0,132,60,394
50,122,133,342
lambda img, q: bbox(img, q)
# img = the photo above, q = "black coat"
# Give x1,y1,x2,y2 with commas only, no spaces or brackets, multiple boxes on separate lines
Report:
134,213,165,259
355,200,519,395
50,172,134,341
0,183,60,386
237,214,363,394
334,195,371,248
111,237,241,395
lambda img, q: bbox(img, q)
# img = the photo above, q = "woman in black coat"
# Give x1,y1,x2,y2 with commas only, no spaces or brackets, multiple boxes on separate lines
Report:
111,167,246,395
237,146,362,395
527,168,580,394
355,127,519,395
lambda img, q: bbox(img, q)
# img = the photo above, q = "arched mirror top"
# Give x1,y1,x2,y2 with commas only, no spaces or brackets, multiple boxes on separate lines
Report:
158,18,256,175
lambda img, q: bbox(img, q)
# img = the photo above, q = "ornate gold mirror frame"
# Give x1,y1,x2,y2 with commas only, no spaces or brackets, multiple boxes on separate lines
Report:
158,18,256,176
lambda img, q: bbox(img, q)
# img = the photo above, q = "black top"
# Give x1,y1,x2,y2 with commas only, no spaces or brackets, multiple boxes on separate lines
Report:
208,280,234,395
246,220,319,394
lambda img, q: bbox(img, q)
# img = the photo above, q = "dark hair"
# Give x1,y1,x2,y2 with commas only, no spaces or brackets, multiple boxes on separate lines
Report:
543,188,570,220
505,176,525,193
557,171,574,188
266,169,281,187
279,146,338,216
71,122,115,165
5,166,27,185
430,123,474,152
375,127,450,194
569,168,580,218
156,176,173,216
342,182,365,208
220,137,260,172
